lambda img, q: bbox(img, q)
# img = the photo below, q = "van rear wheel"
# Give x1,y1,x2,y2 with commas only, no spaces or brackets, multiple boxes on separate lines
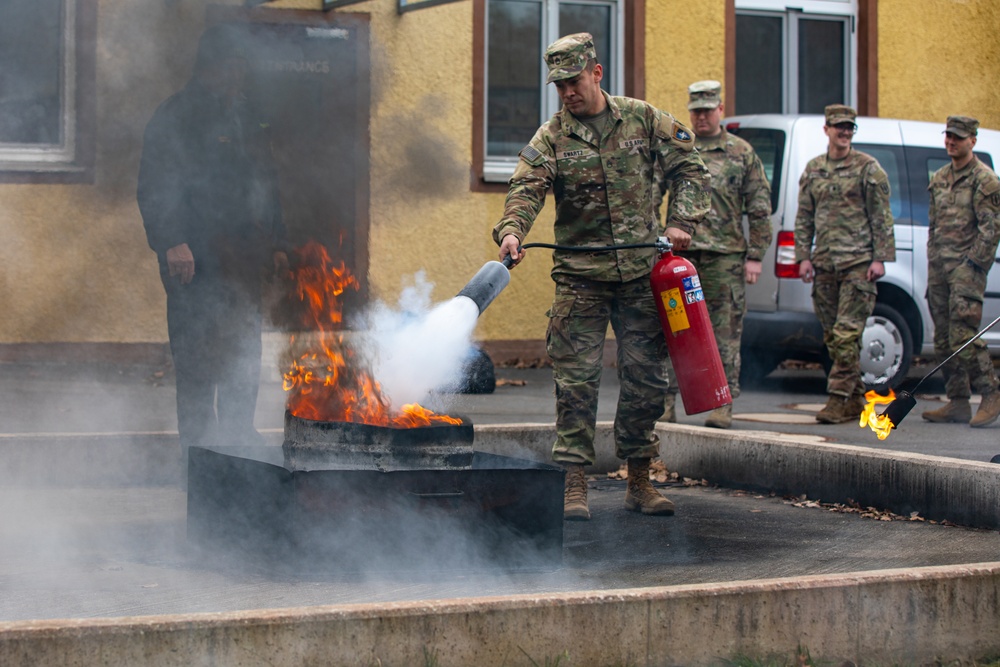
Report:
861,302,913,390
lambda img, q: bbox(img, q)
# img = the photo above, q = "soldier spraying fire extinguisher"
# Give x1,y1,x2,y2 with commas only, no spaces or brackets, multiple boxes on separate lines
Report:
494,32,710,522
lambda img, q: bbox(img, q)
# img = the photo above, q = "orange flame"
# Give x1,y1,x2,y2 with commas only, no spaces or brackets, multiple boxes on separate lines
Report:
282,241,462,427
859,388,896,440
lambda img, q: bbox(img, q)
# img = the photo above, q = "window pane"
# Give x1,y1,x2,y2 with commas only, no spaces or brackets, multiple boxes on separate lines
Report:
0,0,64,145
855,144,906,221
735,14,783,115
926,157,949,182
559,3,613,93
798,18,844,114
487,0,542,157
730,127,785,212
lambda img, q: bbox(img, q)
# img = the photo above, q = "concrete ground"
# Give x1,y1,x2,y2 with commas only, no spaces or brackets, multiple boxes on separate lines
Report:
2,358,998,463
1,359,999,626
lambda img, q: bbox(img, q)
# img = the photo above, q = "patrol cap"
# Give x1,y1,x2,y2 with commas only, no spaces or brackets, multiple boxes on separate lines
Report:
687,80,722,110
945,115,979,138
544,33,597,84
824,104,857,126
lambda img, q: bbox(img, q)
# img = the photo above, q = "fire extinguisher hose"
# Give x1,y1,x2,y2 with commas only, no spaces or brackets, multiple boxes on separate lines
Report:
501,241,666,268
516,242,660,252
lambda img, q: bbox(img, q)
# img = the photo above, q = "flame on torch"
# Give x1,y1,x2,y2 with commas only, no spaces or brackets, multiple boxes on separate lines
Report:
859,389,896,440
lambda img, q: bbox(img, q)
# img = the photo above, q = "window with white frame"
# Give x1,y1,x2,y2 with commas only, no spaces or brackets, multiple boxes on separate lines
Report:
735,0,857,115
484,0,624,182
0,0,83,175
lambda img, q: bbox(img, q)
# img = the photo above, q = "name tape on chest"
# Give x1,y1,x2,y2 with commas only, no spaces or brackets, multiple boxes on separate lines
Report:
557,148,594,160
619,138,647,150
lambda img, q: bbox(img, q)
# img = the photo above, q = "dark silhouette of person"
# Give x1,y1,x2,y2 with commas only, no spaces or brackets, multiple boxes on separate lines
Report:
138,24,287,460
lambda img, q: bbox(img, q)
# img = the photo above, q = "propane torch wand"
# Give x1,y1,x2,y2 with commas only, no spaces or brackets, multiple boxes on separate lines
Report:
880,312,1000,427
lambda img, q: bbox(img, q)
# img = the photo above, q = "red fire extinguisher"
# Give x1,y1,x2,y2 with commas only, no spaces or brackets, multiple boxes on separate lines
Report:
649,239,732,415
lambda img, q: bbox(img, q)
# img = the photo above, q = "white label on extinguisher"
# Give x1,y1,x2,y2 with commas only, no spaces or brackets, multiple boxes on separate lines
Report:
660,288,690,332
684,288,704,304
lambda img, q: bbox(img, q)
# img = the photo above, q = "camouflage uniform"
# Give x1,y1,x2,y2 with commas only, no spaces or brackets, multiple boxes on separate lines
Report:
493,85,709,465
665,128,772,400
927,127,1000,402
795,137,895,399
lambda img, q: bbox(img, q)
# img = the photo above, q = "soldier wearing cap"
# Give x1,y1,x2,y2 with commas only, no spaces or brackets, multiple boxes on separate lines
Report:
922,115,1000,427
661,80,772,429
795,104,896,423
493,33,709,521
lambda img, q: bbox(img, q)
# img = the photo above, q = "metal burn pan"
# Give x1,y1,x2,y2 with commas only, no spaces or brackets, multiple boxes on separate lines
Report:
186,445,564,574
282,411,475,472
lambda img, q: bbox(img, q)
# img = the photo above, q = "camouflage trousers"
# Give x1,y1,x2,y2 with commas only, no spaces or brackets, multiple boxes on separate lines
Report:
665,250,746,400
927,260,999,399
547,275,668,465
812,263,876,398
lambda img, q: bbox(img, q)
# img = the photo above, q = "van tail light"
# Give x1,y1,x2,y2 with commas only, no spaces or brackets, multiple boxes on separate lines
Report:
774,230,801,279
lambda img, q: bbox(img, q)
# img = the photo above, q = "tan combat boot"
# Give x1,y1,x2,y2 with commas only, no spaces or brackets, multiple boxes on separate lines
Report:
662,393,678,423
921,399,972,424
562,463,590,521
815,394,864,424
970,391,1000,428
624,458,675,516
704,403,733,429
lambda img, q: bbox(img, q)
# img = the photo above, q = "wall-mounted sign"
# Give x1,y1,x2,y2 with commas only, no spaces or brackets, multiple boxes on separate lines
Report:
398,0,465,13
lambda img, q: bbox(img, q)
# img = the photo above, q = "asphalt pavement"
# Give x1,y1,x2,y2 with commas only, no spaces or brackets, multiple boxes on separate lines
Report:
0,356,998,461
2,356,1000,622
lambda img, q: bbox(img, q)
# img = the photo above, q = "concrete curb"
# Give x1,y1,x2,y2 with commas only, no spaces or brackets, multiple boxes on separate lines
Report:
1,563,998,666
654,423,1000,529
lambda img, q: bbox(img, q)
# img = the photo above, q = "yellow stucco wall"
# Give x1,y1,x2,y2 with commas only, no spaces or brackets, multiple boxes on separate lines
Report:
0,0,729,348
0,1,210,344
879,0,1000,129
29,0,998,351
644,0,726,122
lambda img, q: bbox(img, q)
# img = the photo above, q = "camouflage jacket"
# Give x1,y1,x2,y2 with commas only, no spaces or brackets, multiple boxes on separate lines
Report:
688,129,772,259
794,149,896,270
493,91,710,282
927,157,1000,271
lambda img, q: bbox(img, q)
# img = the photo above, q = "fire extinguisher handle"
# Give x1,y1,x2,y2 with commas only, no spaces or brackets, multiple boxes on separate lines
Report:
501,246,523,269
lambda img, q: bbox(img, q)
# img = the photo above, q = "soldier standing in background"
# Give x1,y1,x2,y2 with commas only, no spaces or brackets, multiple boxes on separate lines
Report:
138,25,288,464
922,116,1000,427
796,104,895,424
494,33,709,521
661,80,772,429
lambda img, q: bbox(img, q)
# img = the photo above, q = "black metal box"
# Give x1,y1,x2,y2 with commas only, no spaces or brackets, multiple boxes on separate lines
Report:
187,446,564,573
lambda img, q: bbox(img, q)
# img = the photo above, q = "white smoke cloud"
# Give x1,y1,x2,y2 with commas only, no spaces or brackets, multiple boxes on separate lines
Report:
359,271,480,410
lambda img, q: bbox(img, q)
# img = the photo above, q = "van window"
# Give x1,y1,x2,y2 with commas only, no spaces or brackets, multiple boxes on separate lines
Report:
854,144,909,223
729,127,785,212
927,153,994,179
905,148,995,226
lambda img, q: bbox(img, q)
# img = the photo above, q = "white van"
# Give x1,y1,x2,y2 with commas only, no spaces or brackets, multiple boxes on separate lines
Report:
725,115,1000,388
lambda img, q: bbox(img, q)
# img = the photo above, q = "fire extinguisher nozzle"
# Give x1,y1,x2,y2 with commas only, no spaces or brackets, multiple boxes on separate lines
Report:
455,261,511,315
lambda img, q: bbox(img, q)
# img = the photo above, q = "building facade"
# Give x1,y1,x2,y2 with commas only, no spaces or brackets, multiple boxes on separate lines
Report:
0,0,997,366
